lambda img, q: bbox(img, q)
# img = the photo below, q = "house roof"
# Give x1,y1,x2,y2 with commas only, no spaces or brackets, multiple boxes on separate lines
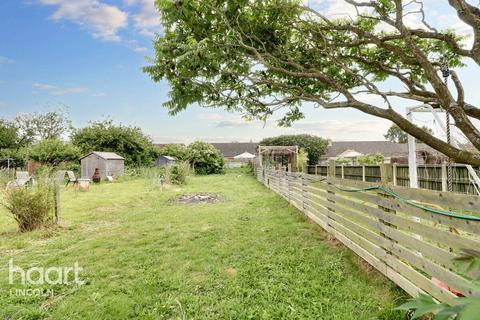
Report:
336,149,363,158
322,141,442,158
81,152,125,160
155,142,259,158
210,143,259,158
233,152,256,159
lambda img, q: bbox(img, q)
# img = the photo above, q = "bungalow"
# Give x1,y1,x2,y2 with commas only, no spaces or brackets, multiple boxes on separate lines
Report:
320,141,445,165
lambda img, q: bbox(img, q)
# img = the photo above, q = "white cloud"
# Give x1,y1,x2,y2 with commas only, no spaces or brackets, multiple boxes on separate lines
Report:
93,92,106,97
125,0,162,37
0,56,15,64
203,112,391,141
198,113,225,121
33,82,87,96
133,46,148,53
33,82,57,90
38,0,128,41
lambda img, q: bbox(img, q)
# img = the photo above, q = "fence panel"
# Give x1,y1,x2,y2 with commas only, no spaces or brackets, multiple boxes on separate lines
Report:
256,168,480,303
307,164,480,195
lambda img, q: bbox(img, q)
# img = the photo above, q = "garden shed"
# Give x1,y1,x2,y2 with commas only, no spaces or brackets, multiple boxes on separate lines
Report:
156,155,177,167
80,152,125,180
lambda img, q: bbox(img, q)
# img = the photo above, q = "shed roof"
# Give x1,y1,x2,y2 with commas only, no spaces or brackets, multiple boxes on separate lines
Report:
80,152,125,160
160,155,177,161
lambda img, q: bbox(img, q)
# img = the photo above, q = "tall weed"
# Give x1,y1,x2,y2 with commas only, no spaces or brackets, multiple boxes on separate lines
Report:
3,183,54,232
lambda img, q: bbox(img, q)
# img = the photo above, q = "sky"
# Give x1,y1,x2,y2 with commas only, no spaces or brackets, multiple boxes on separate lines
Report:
0,0,478,144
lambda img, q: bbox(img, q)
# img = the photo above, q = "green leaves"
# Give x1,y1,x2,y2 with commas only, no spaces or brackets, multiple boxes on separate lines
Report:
26,139,81,166
187,141,225,175
395,248,480,319
71,120,159,167
396,294,447,319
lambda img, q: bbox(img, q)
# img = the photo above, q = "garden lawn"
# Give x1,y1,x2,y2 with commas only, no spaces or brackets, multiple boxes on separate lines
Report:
0,169,406,319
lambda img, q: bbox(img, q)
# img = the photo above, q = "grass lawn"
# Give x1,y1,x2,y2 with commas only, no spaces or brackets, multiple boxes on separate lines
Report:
0,169,406,319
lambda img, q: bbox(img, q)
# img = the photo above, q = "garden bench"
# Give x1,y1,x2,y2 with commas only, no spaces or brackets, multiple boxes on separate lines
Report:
6,171,32,190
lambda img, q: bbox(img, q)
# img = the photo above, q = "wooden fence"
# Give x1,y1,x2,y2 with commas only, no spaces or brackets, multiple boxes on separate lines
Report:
256,167,480,303
307,164,480,195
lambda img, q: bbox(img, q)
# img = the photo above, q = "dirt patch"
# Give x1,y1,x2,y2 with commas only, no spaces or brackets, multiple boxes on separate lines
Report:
225,267,238,277
175,193,224,204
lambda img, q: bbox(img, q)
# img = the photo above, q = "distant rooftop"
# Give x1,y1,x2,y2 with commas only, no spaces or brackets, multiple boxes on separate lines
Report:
323,141,441,158
80,152,125,160
155,142,259,158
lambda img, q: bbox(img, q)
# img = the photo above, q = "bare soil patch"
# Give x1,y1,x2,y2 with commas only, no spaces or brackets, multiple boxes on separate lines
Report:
175,193,224,204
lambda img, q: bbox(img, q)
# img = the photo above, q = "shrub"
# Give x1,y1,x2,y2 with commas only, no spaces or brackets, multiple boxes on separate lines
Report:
187,141,225,175
357,153,385,165
165,161,190,185
3,184,54,232
72,120,159,167
25,139,81,166
297,148,308,172
160,144,188,161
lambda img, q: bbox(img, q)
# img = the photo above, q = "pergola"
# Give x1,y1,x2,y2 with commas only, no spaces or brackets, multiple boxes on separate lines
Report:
258,145,299,172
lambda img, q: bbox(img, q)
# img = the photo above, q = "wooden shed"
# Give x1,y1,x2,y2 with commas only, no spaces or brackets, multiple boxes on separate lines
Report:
80,152,125,180
155,155,177,167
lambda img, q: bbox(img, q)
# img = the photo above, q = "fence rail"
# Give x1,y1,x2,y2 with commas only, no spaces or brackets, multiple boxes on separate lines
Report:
256,168,480,303
307,164,480,195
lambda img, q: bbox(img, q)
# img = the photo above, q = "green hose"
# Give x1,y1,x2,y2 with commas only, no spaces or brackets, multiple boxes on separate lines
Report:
308,176,480,222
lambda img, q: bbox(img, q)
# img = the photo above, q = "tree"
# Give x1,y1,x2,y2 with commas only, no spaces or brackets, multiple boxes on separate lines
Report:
385,124,434,144
25,139,81,166
0,119,20,150
187,141,225,174
71,120,159,167
259,134,328,165
144,0,480,165
357,153,385,165
15,110,71,143
160,144,189,161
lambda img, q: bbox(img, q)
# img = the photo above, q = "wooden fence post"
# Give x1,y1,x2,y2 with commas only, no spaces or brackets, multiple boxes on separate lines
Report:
315,165,319,176
341,165,345,179
328,160,336,177
54,183,61,223
392,163,397,186
301,173,307,210
380,164,393,185
441,163,448,192
362,165,366,182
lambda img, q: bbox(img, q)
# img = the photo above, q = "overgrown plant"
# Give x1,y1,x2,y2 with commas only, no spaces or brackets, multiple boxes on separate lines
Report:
297,148,308,172
164,161,190,185
397,249,480,319
357,153,385,165
3,183,54,232
187,141,225,175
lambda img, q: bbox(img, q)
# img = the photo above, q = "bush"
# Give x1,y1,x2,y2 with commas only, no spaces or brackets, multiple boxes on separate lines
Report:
357,153,385,165
25,139,81,166
187,141,225,175
160,144,188,161
165,161,190,185
3,184,54,232
297,148,308,172
72,120,159,167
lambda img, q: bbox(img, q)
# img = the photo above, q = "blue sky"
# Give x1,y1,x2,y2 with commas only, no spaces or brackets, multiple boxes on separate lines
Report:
0,0,478,143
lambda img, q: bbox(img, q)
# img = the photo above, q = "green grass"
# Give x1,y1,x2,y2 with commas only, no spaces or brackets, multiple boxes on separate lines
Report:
0,169,406,319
